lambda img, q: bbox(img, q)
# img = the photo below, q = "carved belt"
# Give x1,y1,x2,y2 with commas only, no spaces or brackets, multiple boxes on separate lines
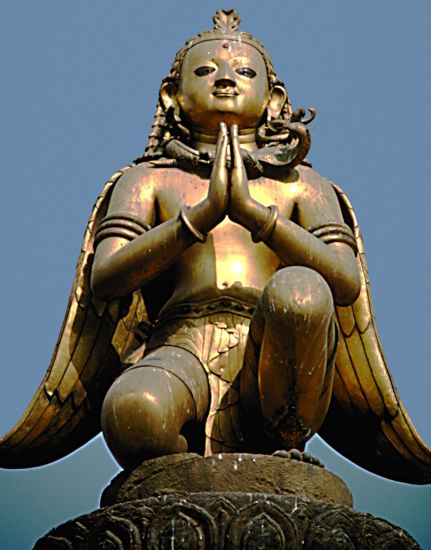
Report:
153,296,256,328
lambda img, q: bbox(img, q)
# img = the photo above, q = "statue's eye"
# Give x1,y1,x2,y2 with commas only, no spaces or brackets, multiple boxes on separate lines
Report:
194,66,216,77
236,67,256,78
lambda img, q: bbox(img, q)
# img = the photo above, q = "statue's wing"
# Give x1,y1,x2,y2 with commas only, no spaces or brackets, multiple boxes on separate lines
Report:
319,184,431,484
0,166,147,468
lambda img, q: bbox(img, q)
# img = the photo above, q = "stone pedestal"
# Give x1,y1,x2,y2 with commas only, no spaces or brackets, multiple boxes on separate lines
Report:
35,453,420,549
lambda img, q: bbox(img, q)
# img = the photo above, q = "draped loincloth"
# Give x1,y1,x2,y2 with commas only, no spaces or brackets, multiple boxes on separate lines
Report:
146,297,256,455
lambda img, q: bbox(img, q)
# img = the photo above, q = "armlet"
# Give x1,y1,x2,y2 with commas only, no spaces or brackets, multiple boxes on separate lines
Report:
308,221,358,255
94,211,151,247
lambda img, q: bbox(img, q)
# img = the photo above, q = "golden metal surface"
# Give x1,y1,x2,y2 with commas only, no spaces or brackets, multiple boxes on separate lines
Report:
1,9,430,483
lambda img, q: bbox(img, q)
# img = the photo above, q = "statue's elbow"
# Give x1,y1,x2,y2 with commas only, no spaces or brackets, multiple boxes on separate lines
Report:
91,263,118,302
333,268,361,307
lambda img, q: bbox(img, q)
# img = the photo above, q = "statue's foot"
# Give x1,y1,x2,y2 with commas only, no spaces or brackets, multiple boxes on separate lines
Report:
272,449,324,467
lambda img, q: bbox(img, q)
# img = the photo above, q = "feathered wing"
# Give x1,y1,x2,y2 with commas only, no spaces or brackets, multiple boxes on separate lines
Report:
0,166,147,468
319,184,431,483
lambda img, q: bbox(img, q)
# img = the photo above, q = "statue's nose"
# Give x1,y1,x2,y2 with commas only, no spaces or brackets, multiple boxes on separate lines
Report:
215,77,236,88
215,62,236,87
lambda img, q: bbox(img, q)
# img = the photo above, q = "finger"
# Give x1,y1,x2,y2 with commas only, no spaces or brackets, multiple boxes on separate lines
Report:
218,121,228,144
230,124,246,178
213,122,229,177
230,124,242,170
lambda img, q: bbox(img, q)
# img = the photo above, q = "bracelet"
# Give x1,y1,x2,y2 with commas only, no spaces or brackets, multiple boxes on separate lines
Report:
179,206,207,243
252,205,279,243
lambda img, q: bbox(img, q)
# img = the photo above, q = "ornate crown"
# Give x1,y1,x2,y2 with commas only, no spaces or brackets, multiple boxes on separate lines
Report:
185,9,269,58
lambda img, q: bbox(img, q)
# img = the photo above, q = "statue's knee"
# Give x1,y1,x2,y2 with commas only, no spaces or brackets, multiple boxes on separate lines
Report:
263,267,334,323
101,366,191,466
102,368,167,434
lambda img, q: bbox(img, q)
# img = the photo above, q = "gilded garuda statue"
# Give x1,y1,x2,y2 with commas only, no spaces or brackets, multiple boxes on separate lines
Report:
1,9,430,484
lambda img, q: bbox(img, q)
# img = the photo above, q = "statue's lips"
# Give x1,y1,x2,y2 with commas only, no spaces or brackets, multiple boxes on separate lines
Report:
212,90,239,98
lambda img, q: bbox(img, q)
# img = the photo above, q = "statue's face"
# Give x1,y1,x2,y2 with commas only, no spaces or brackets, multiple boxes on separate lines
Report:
176,40,269,132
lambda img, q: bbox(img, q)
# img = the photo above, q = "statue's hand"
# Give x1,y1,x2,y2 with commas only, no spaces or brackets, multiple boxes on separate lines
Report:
228,124,261,229
189,122,229,235
206,121,229,224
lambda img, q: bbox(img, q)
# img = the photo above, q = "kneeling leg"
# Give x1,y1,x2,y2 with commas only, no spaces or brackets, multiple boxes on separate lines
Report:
101,346,209,468
241,266,336,450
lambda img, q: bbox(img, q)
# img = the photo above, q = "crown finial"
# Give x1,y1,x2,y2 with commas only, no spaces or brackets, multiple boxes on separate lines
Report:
212,9,241,33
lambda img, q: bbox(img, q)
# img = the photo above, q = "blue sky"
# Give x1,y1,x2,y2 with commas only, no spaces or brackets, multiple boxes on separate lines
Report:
0,1,430,547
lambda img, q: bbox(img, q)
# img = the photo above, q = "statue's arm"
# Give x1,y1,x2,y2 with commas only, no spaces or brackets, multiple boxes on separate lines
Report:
264,189,360,306
229,127,360,306
237,206,359,306
92,125,229,301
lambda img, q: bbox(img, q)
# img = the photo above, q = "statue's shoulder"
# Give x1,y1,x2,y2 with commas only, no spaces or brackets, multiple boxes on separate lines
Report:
115,161,190,190
115,161,158,186
268,163,346,200
108,162,195,211
109,162,167,199
295,165,355,224
296,165,338,194
295,166,351,208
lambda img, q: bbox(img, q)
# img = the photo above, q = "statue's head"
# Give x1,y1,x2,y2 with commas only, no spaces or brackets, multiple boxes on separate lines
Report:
142,9,294,160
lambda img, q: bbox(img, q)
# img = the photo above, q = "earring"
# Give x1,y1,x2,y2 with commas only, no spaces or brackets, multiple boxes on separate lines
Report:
166,105,191,141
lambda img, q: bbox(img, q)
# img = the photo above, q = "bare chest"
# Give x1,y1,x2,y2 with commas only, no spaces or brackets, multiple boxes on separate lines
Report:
153,171,302,294
155,171,299,221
